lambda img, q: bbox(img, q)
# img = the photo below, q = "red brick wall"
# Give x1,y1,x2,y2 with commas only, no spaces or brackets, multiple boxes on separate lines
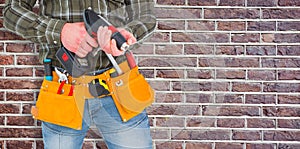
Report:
1,0,300,148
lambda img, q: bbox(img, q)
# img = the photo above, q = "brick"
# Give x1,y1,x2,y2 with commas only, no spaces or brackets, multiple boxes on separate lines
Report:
85,129,102,139
36,140,44,149
278,0,300,6
248,70,276,81
0,30,24,40
278,70,300,80
0,55,14,65
82,142,94,149
6,68,33,76
7,116,34,126
247,0,276,6
156,117,185,127
215,46,244,55
218,21,245,31
0,128,42,138
22,104,34,114
157,69,184,78
173,105,200,116
147,105,176,115
139,69,154,78
95,141,108,149
155,93,183,103
247,21,276,31
0,116,4,125
278,95,300,104
155,8,201,19
231,33,260,43
217,118,245,128
139,57,197,67
263,107,300,117
172,129,230,140
186,93,213,103
6,43,35,53
186,118,215,127
187,69,213,79
219,0,245,6
199,57,259,67
17,55,40,65
262,58,300,68
0,104,20,114
187,21,215,31
278,144,300,149
246,143,274,149
246,46,276,55
278,119,300,129
156,141,183,149
155,44,183,55
148,80,170,91
6,140,34,149
172,32,229,43
157,20,185,30
184,45,214,55
278,21,300,31
0,43,4,52
274,34,300,43
245,94,276,104
262,34,275,42
148,105,199,116
0,141,3,149
151,129,169,139
247,118,275,128
186,142,212,149
264,131,300,141
155,93,184,103
146,32,169,42
188,0,217,6
216,69,246,79
278,46,300,56
263,83,300,92
157,0,185,5
204,8,259,19
133,44,154,54
0,79,42,89
35,67,45,77
0,92,4,101
262,9,300,19
203,106,260,116
215,143,243,149
215,94,244,103
233,130,261,140
172,81,229,91
232,82,261,92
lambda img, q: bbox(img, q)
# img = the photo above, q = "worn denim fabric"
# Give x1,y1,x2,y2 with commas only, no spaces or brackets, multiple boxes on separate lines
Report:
42,96,152,149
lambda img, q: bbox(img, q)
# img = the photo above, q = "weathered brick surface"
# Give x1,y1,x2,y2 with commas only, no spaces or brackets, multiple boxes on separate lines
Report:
2,0,300,148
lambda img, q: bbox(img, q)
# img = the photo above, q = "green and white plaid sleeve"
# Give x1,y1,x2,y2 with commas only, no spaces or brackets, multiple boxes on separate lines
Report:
3,0,66,46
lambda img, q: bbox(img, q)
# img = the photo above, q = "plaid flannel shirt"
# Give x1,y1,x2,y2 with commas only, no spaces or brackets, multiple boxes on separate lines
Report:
3,0,156,68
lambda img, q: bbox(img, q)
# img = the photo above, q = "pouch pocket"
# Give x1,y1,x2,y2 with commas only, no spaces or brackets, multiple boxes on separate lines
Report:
32,80,83,130
109,66,154,121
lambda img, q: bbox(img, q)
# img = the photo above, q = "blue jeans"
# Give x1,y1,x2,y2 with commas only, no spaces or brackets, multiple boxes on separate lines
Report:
41,96,153,149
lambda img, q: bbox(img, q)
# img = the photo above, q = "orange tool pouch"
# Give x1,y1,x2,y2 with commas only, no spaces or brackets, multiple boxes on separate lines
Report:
31,73,83,130
31,61,155,129
104,65,155,122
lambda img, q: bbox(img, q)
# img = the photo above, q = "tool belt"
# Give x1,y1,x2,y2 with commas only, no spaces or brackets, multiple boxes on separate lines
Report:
31,61,155,130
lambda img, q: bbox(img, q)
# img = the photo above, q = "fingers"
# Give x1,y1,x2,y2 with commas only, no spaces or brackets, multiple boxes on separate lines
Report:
111,39,124,56
119,29,137,45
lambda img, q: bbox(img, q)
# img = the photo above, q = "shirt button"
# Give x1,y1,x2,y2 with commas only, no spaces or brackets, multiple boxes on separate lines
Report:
54,41,57,44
